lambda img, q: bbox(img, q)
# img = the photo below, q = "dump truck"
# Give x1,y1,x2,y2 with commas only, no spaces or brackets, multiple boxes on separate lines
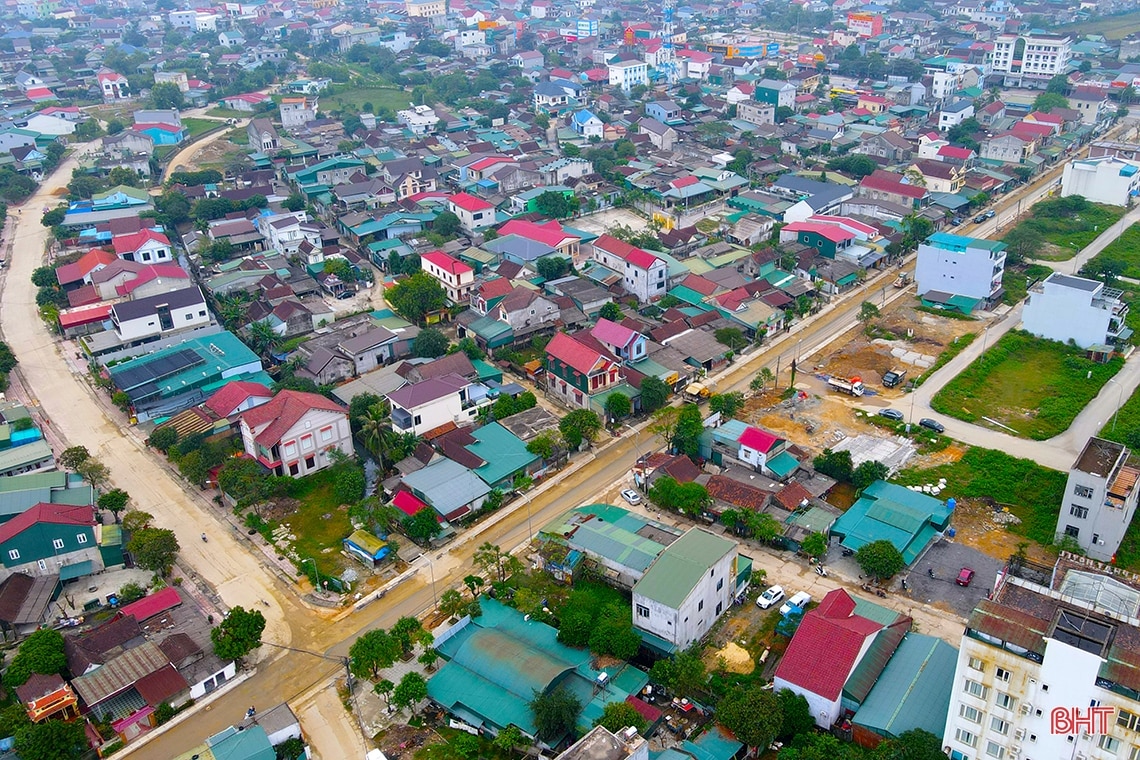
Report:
882,369,907,388
683,382,711,403
827,376,865,396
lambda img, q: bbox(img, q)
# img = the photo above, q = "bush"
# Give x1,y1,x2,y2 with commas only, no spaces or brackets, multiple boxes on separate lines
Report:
334,464,366,504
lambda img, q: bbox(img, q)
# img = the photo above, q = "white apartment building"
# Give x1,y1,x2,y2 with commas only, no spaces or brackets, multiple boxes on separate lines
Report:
421,250,475,305
915,232,1006,306
632,528,739,649
608,60,649,90
386,373,491,436
942,554,1140,760
446,192,495,233
396,104,440,135
279,97,317,130
1062,156,1140,206
990,33,1071,87
1055,438,1140,561
930,70,962,99
593,234,668,302
738,101,775,127
109,286,211,343
406,0,446,16
1023,272,1130,350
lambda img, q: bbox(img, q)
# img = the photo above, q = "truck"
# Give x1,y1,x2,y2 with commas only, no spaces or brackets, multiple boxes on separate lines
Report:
827,375,865,396
882,369,907,388
683,382,711,403
893,272,910,288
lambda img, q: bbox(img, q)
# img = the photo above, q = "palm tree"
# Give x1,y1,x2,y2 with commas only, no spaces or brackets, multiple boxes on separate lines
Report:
360,406,398,470
247,320,280,357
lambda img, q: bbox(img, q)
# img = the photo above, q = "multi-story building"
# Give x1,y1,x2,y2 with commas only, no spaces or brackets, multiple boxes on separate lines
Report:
406,0,446,16
1062,156,1140,207
1054,438,1140,560
990,33,1071,87
738,101,775,127
942,553,1140,760
109,286,211,344
446,192,495,234
386,373,491,435
592,234,668,302
756,78,796,109
544,331,625,409
1023,273,1130,350
607,60,648,90
279,97,317,130
239,390,352,478
915,232,1006,307
421,250,475,305
396,105,440,135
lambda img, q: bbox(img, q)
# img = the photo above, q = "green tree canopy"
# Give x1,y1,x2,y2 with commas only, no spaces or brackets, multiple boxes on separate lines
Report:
392,671,428,712
649,476,711,517
349,628,401,679
648,648,707,696
776,688,816,741
855,539,906,580
718,684,782,749
387,272,447,324
671,404,704,459
127,527,180,575
599,301,623,321
534,190,580,219
4,629,66,687
432,210,461,238
852,460,889,490
210,606,267,663
530,687,582,742
813,448,854,483
1033,91,1069,112
603,392,631,422
595,701,647,733
708,392,744,418
413,327,450,358
639,375,671,412
404,507,443,543
559,409,602,449
535,256,571,281
14,719,88,760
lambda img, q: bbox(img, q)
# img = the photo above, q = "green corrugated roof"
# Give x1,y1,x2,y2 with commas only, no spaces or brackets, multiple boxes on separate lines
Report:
634,528,736,608
469,423,539,487
766,451,799,478
541,504,678,574
787,505,837,533
853,633,958,739
832,481,953,565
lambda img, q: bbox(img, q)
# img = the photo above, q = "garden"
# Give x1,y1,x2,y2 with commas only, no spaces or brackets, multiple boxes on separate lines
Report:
930,330,1123,439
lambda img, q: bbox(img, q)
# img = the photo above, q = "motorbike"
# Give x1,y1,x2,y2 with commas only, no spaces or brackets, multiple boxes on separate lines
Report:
815,564,827,577
201,533,208,543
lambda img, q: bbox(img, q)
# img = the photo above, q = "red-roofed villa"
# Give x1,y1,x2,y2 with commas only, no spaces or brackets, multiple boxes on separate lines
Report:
238,390,351,477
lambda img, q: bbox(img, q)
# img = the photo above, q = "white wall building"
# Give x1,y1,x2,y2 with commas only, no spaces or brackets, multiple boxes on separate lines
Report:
1054,437,1140,561
446,192,495,234
386,373,491,436
632,528,738,649
592,234,668,302
110,286,211,343
1023,272,1130,349
990,33,1071,87
608,60,649,90
1062,156,1140,206
396,104,440,135
915,232,1006,305
239,390,353,478
421,250,476,305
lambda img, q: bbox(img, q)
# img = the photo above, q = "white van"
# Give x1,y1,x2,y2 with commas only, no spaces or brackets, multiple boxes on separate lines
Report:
779,591,811,616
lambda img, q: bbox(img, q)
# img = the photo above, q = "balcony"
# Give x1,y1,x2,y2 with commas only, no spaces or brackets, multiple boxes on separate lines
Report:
391,407,413,430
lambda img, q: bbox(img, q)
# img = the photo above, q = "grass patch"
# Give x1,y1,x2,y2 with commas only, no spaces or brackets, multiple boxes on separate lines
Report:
915,304,975,321
1002,197,1125,260
154,144,178,161
861,412,952,453
895,446,1067,545
1086,222,1140,279
915,332,976,386
206,107,248,119
932,330,1123,439
1002,263,1054,306
183,117,221,138
279,335,311,352
270,467,352,578
323,85,411,115
1058,8,1140,38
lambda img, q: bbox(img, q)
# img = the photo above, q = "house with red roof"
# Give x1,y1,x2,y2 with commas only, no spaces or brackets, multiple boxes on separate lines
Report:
544,331,625,410
471,277,515,315
858,170,928,210
0,504,102,583
203,380,273,420
774,588,911,728
55,248,117,291
592,234,668,302
421,250,475,305
497,219,581,259
590,317,647,361
96,69,130,101
111,229,173,265
447,192,495,233
238,390,351,477
113,264,190,298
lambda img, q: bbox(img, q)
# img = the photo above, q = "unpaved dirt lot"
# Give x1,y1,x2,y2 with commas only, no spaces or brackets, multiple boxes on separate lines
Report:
572,208,650,235
190,135,250,171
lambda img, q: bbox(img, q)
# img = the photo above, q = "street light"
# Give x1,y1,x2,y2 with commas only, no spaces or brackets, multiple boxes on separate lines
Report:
423,556,437,606
304,558,320,592
1106,378,1127,433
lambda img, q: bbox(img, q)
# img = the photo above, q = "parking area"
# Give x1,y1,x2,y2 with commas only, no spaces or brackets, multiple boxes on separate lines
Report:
904,538,1001,618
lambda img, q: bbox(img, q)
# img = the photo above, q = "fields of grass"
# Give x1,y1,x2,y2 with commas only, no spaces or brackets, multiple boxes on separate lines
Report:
894,446,1067,546
931,330,1124,439
323,85,411,115
270,467,352,578
183,117,222,138
1059,8,1140,39
1003,198,1125,261
1086,223,1140,279
915,332,976,386
1002,263,1054,306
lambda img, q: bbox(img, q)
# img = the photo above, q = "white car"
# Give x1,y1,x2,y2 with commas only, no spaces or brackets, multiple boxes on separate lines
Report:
620,489,642,505
779,591,811,616
756,585,785,609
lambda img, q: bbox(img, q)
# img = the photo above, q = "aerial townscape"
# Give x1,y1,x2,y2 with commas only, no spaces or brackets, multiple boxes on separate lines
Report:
3,0,1140,758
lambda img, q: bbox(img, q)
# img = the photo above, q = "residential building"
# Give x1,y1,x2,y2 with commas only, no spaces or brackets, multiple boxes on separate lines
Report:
96,70,129,101
915,232,1006,307
386,373,490,435
0,503,101,582
109,286,211,344
544,331,625,410
396,104,440,135
399,457,490,521
632,528,746,649
406,0,446,16
111,229,173,264
941,554,1140,760
990,33,1071,87
1062,156,1140,206
636,118,677,151
608,60,648,90
939,100,976,131
247,118,279,152
421,250,475,305
859,170,929,210
590,318,646,362
981,133,1034,164
738,101,775,127
1070,87,1111,126
909,159,966,194
571,109,603,139
556,726,649,760
1054,437,1140,561
756,78,796,109
238,390,352,477
831,480,954,565
1023,272,1130,349
279,97,317,130
592,234,668,302
447,192,495,233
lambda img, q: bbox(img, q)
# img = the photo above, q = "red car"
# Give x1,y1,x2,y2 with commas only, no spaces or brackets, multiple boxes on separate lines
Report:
956,567,976,587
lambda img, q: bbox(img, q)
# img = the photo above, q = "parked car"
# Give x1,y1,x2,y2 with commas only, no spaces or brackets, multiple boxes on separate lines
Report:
950,216,963,226
779,591,812,615
878,408,905,421
956,567,976,586
620,489,642,505
757,585,785,609
919,418,945,433
973,214,986,224
984,209,996,219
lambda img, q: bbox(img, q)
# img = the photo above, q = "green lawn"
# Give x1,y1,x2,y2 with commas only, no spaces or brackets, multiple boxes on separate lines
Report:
894,446,1067,546
206,107,248,119
183,117,221,138
931,330,1124,439
323,85,411,115
1002,263,1054,306
271,467,352,578
1086,223,1140,279
1059,8,1140,38
1002,199,1125,261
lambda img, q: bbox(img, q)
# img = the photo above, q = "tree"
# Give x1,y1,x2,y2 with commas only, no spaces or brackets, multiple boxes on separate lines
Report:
559,409,602,449
858,301,881,323
148,426,179,453
855,539,906,580
599,302,623,321
211,606,267,663
97,489,129,520
282,192,306,212
751,367,776,392
671,403,704,459
386,272,447,324
535,256,571,281
875,729,946,760
247,320,280,357
852,460,889,490
440,588,466,618
0,704,30,740
432,210,461,238
463,574,484,600
13,719,88,760
1082,257,1126,286
4,629,66,687
604,392,631,422
404,507,443,543
76,457,110,490
473,542,520,583
1002,225,1045,265
639,375,670,412
801,532,828,559
714,327,748,351
813,448,854,483
595,701,647,733
127,527,180,575
708,392,744,418
218,457,270,505
649,649,707,696
1046,74,1070,94
1033,91,1069,112
526,429,563,460
648,476,711,517
530,687,582,742
494,725,525,754
39,207,65,228
118,582,146,604
454,337,484,360
374,679,396,709
334,464,365,504
57,445,90,471
121,510,153,533
418,647,440,671
588,605,641,659
392,671,428,712
413,327,449,358
349,628,400,678
718,684,782,749
534,190,580,219
32,267,59,289
776,688,816,741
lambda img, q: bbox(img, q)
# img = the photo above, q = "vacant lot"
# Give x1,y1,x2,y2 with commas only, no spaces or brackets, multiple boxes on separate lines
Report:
931,330,1123,439
1002,197,1125,261
322,85,411,115
1002,263,1053,306
1059,8,1140,38
183,117,221,138
1086,223,1140,279
269,467,352,578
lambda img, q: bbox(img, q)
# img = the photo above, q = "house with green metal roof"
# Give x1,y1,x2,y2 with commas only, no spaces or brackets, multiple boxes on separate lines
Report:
466,423,539,489
852,632,957,743
0,472,93,523
830,480,953,565
426,597,649,744
632,528,748,650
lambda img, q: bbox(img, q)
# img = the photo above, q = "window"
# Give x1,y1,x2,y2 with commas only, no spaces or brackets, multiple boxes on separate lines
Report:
1099,737,1120,754
320,427,334,442
283,442,297,459
716,602,723,615
969,657,985,671
965,680,989,699
1070,505,1089,519
960,705,982,724
956,730,978,748
995,692,1015,710
7,549,18,560
1119,710,1140,732
716,578,724,591
52,538,64,550
986,742,1005,759
1064,525,1080,538
995,667,1010,682
698,600,704,612
37,560,46,571
304,456,315,469
289,463,299,476
991,717,1009,736
76,534,87,545
636,604,649,618
301,435,314,451
1129,747,1140,760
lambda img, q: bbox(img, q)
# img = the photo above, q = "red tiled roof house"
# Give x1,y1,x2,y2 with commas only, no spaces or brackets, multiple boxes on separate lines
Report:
238,390,351,477
544,331,625,410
